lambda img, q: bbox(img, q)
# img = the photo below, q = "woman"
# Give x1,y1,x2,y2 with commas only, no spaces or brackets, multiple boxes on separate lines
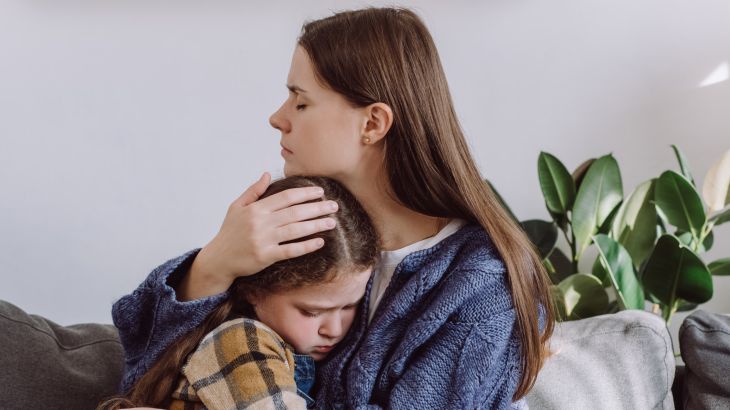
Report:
115,7,554,410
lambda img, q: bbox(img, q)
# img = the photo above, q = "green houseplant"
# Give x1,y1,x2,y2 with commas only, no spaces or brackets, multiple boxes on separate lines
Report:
496,147,730,324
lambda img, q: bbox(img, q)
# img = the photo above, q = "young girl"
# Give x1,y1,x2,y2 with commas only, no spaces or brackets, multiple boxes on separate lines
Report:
117,6,555,410
105,176,377,409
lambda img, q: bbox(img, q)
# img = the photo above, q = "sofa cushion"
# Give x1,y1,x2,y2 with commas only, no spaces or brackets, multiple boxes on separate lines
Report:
526,310,675,410
0,300,124,410
679,310,730,410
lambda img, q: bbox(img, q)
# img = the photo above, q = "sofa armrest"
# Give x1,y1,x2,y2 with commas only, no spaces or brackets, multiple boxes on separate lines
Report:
526,310,675,410
0,300,124,410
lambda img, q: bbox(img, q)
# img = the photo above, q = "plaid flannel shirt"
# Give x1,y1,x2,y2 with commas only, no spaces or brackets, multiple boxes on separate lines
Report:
170,318,307,410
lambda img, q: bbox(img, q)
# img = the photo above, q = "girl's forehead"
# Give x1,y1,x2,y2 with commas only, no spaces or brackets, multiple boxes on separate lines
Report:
280,268,372,306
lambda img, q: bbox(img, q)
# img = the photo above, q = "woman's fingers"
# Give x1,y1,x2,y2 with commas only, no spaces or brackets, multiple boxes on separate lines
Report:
232,172,272,208
276,218,337,242
274,238,326,260
191,180,338,286
271,200,339,228
257,186,327,212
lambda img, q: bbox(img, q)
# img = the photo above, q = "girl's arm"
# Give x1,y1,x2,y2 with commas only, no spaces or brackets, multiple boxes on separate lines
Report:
175,319,307,410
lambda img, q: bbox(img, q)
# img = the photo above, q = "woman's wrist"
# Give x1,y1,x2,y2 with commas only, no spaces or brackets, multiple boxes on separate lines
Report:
176,245,236,302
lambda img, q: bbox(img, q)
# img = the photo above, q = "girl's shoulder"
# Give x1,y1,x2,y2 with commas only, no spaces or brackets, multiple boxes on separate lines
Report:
198,317,293,357
173,319,304,409
180,317,298,388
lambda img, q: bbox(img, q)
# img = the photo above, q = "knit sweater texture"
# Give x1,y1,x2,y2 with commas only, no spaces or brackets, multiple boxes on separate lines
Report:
113,223,527,409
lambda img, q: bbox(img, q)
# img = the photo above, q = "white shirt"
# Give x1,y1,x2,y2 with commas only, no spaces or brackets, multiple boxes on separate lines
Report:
367,218,469,324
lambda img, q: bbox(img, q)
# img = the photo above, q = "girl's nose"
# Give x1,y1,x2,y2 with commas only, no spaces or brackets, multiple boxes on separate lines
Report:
269,103,291,134
319,314,343,339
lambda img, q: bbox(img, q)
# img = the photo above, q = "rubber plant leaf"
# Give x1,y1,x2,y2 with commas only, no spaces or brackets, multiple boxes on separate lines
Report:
709,258,730,276
642,234,713,306
671,145,696,186
676,229,714,254
519,219,558,261
655,171,705,243
557,274,609,320
572,155,623,257
709,207,730,227
572,158,597,192
594,234,644,310
548,248,574,281
702,149,730,214
551,285,568,322
538,152,576,215
610,179,658,267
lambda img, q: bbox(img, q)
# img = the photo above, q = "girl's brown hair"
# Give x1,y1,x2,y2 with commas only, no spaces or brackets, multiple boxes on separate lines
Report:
99,176,378,409
298,7,554,400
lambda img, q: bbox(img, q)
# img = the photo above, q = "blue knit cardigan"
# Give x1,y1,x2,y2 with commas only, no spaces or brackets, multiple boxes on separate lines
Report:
113,223,527,409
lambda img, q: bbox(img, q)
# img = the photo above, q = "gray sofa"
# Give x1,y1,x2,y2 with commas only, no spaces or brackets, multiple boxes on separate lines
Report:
1,299,727,410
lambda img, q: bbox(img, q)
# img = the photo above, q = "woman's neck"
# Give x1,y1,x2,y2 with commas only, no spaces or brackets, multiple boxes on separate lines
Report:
340,171,445,252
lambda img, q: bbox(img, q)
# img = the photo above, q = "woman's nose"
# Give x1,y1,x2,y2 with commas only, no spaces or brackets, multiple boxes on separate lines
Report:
269,103,291,134
319,315,343,339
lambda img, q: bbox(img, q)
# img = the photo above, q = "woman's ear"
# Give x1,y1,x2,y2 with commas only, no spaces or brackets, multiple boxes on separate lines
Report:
361,102,393,145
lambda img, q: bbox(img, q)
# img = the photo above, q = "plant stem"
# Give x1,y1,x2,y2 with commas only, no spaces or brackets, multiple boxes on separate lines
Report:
661,301,678,325
559,226,580,274
570,232,578,274
693,222,704,253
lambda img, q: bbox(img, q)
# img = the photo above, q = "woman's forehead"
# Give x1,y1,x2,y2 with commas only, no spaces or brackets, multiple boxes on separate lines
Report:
286,46,317,91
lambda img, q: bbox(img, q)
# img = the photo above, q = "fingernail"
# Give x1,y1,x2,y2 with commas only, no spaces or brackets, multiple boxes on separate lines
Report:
315,238,325,247
325,218,336,228
330,202,338,211
315,188,324,196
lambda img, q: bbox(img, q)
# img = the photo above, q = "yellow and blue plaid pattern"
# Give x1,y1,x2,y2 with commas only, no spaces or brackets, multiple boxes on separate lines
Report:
170,318,306,410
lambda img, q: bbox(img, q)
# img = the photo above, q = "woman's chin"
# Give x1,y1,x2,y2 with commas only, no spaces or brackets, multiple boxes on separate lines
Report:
282,163,301,177
283,162,314,177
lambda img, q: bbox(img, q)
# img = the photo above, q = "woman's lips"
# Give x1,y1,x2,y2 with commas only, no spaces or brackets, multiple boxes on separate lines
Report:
280,144,293,157
313,345,336,353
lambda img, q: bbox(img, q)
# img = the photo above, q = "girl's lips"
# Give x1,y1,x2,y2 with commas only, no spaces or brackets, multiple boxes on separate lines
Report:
313,345,336,353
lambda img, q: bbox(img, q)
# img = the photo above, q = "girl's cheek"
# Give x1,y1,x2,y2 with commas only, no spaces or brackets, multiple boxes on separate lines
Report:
342,311,356,327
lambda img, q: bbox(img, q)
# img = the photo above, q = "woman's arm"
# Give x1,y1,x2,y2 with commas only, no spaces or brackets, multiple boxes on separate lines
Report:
385,312,523,410
113,173,337,394
343,313,522,410
332,239,527,410
113,249,227,395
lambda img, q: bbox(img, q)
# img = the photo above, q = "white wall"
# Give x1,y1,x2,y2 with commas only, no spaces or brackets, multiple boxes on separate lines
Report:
1,1,729,354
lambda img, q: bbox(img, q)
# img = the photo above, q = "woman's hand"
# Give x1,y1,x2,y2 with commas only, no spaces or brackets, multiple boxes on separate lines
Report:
177,172,338,301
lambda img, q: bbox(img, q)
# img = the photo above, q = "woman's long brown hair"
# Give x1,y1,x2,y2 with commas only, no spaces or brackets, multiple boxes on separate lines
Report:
98,176,378,409
298,7,554,400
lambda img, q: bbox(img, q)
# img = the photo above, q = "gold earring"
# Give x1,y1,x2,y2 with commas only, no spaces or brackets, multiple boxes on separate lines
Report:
364,137,370,143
